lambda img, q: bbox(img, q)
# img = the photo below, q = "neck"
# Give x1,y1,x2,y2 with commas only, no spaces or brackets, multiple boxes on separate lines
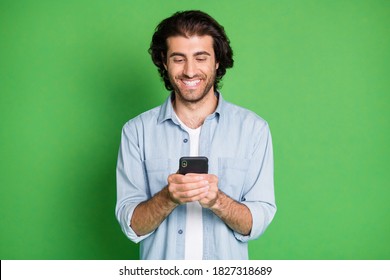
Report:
173,91,218,129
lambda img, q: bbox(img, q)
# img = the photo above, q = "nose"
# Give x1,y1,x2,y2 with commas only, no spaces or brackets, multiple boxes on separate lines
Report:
183,60,196,78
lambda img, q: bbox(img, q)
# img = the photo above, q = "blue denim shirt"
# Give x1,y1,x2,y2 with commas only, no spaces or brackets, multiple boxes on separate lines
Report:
116,93,276,260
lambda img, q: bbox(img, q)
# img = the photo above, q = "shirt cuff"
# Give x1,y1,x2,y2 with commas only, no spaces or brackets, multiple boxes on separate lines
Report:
117,203,154,244
233,201,275,242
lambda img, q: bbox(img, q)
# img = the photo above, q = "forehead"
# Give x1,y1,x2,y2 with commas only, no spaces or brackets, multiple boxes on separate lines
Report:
166,35,214,55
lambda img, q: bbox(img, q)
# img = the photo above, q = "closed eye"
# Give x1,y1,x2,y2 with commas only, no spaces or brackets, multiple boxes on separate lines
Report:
173,58,184,63
196,56,208,62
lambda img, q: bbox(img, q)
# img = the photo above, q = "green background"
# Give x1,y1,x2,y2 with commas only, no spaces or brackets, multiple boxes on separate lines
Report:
1,0,389,260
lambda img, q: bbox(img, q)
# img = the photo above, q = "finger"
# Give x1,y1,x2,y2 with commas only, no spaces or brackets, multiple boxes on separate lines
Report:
172,180,209,192
169,173,209,185
181,188,210,203
203,174,218,184
172,185,209,203
182,185,209,199
181,174,206,183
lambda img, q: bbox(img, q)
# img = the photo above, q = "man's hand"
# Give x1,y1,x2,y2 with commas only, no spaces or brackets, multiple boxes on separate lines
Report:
131,172,251,237
169,173,252,236
131,173,214,237
198,174,219,208
167,173,211,205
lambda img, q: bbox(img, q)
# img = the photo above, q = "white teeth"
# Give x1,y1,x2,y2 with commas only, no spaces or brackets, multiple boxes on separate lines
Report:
183,80,200,86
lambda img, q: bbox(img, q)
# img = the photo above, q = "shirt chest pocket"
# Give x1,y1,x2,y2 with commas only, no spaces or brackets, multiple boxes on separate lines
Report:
218,158,250,201
143,159,175,197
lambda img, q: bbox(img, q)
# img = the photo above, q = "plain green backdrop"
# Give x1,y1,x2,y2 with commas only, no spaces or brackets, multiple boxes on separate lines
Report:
1,0,389,260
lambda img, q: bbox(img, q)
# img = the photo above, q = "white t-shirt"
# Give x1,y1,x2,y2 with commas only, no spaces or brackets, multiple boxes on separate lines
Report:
176,115,203,260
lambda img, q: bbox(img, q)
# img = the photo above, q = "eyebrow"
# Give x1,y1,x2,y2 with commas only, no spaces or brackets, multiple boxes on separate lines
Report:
169,51,211,58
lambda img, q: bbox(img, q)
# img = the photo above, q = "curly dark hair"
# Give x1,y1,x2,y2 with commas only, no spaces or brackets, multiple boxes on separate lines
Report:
149,10,234,91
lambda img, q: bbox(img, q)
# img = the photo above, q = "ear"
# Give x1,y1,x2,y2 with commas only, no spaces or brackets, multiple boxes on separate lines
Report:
216,62,219,70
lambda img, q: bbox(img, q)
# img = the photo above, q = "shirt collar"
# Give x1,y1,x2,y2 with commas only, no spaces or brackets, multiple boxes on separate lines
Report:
157,91,224,124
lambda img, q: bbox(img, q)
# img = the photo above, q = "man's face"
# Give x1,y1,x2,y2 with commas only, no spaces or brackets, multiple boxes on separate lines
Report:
164,35,219,104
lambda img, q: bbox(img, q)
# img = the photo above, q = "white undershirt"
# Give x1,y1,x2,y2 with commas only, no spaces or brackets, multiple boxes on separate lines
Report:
176,115,203,260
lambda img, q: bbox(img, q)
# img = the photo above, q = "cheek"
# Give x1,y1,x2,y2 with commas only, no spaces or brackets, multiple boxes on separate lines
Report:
201,64,217,75
166,68,179,79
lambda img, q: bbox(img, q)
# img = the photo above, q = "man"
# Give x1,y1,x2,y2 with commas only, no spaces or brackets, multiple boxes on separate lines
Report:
116,10,276,260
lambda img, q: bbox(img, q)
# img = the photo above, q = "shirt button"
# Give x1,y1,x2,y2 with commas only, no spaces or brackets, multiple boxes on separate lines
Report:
178,229,183,234
183,139,188,143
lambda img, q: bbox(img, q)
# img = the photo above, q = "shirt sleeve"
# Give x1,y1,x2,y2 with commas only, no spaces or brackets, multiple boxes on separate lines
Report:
234,121,277,242
115,121,154,243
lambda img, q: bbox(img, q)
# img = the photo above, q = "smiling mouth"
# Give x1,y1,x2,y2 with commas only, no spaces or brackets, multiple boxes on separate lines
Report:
182,79,201,87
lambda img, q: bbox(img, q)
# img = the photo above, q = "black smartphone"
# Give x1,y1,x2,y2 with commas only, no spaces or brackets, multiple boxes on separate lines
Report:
178,156,208,175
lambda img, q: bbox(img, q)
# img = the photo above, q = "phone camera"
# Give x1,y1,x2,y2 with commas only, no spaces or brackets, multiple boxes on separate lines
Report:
182,160,187,168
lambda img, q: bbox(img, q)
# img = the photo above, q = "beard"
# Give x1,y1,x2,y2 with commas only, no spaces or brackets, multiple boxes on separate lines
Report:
168,69,217,104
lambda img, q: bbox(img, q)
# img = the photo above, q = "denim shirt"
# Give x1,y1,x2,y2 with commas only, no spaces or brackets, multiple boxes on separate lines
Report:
116,93,276,260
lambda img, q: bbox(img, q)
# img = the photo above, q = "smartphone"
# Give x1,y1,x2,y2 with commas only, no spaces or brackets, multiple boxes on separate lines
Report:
178,156,208,175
